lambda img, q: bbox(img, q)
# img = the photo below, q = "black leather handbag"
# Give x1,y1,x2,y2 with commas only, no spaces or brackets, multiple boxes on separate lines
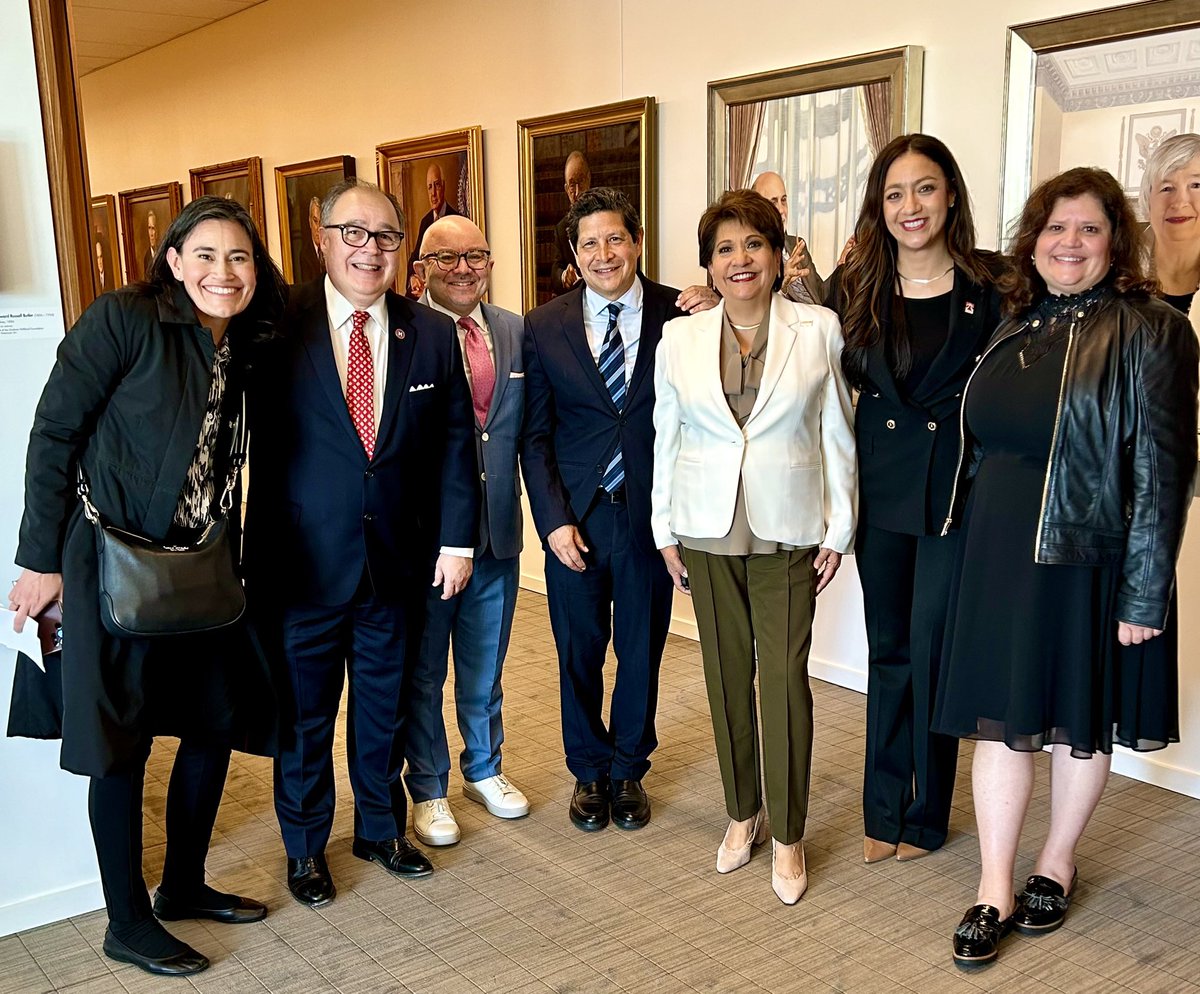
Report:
78,410,247,639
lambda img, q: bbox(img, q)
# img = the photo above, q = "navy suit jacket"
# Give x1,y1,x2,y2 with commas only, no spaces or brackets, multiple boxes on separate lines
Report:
244,279,478,606
521,274,683,555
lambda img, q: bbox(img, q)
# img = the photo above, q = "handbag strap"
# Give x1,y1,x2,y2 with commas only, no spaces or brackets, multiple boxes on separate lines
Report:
77,394,249,523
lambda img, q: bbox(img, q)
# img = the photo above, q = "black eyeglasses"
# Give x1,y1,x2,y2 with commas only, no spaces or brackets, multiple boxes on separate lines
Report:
322,224,403,252
420,249,491,271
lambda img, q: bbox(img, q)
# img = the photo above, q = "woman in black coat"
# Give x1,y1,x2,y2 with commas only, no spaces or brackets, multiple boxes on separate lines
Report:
8,197,286,977
830,135,1005,864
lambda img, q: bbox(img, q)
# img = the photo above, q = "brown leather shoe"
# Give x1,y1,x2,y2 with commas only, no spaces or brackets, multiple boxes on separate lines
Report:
863,836,898,863
896,842,932,862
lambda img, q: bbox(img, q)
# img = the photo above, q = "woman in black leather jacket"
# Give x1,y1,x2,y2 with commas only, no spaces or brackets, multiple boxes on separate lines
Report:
933,167,1198,969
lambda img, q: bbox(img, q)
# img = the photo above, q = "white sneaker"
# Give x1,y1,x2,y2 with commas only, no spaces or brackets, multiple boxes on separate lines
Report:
462,774,530,819
412,797,460,846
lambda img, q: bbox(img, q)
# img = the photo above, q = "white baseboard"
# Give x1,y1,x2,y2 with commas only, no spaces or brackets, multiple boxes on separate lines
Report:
0,880,102,939
1110,749,1200,800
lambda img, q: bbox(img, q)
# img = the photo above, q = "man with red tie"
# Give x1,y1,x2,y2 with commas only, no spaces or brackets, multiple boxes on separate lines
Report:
403,215,530,847
244,179,478,907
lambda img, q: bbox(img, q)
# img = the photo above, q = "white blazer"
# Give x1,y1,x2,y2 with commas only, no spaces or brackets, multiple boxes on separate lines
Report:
651,294,857,553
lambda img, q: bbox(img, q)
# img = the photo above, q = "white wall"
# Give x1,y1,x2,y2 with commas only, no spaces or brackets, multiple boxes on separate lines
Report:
0,0,103,937
0,0,1168,940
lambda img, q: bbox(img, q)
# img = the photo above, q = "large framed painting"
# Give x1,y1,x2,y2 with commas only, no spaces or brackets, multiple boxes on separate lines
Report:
275,155,356,284
117,181,183,283
517,97,656,312
1000,0,1200,230
377,127,485,299
708,47,923,285
189,156,266,239
88,194,122,293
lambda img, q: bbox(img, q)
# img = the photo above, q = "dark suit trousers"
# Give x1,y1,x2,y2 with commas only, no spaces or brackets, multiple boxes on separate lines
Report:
857,524,960,850
544,499,673,782
273,582,416,857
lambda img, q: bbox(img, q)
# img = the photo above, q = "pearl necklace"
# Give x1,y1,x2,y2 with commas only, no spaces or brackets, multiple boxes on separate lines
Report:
898,265,953,285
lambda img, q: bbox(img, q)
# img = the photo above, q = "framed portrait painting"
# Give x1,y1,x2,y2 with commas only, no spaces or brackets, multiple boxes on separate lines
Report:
117,181,183,283
89,194,123,293
518,97,656,312
189,156,266,239
377,126,485,299
708,48,922,287
999,0,1200,229
275,155,356,284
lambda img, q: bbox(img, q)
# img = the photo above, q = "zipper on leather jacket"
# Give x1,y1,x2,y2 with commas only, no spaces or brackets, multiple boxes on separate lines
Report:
1033,317,1077,560
941,321,1028,537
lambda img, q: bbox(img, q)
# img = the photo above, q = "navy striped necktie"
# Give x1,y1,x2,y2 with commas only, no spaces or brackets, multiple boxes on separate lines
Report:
598,302,625,493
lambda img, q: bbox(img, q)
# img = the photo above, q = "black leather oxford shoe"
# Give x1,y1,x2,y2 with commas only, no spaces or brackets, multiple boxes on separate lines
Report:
951,902,1014,968
102,928,209,976
1013,869,1077,934
569,777,611,832
351,836,433,878
286,853,336,908
611,779,651,830
153,888,267,924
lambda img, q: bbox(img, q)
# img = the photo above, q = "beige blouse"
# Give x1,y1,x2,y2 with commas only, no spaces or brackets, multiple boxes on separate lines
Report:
678,310,798,556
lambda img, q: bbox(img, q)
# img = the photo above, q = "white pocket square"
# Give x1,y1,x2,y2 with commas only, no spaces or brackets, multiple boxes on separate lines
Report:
409,383,435,393
509,371,525,379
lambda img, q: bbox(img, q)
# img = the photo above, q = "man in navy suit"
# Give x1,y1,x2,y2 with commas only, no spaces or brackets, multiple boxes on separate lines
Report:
522,187,683,832
245,179,478,907
404,215,531,846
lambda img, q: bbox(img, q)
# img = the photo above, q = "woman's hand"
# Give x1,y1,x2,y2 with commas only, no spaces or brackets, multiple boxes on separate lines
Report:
1117,621,1162,645
8,569,63,632
813,548,842,594
660,544,690,595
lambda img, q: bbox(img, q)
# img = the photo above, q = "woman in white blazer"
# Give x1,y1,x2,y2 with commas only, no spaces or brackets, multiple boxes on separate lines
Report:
652,190,856,905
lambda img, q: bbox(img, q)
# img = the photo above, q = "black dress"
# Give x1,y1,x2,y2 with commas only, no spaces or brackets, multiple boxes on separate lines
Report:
934,296,1178,757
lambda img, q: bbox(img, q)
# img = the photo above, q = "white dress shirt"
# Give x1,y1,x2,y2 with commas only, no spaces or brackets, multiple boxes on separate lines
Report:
324,276,388,436
583,280,643,383
420,296,494,391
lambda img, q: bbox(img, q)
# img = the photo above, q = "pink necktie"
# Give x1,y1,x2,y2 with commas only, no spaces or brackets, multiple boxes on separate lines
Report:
459,316,495,425
347,310,375,458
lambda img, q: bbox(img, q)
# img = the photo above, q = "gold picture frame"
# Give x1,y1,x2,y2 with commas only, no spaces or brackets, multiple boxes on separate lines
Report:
707,48,923,280
88,194,122,294
189,156,266,240
117,181,183,284
274,155,356,284
999,0,1200,233
517,97,656,313
376,126,485,298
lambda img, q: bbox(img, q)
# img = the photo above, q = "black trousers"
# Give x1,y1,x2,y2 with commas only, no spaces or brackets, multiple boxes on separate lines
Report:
89,738,230,923
856,524,960,850
544,499,673,783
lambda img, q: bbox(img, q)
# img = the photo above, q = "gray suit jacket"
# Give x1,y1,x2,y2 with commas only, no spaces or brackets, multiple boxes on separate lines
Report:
422,296,525,560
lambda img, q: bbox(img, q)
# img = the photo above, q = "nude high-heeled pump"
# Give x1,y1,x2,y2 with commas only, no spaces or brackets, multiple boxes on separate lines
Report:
716,808,769,874
771,839,808,905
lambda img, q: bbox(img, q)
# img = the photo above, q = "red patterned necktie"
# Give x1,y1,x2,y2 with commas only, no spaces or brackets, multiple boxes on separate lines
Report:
347,310,375,458
458,315,495,425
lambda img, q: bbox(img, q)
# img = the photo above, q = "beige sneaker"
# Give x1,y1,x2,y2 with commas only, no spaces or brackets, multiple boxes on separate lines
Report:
462,774,530,819
412,797,460,846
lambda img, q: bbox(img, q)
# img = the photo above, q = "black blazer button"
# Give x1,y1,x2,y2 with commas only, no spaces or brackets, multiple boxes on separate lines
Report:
886,419,896,429
363,513,376,522
364,469,374,479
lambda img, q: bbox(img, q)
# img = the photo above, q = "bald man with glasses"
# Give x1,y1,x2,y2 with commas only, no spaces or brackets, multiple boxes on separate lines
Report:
244,178,478,908
402,216,531,848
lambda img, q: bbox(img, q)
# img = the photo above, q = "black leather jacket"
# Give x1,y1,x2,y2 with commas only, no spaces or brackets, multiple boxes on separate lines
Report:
944,289,1198,629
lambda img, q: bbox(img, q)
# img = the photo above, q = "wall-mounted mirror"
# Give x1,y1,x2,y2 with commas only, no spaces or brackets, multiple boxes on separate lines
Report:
707,46,922,283
999,0,1200,236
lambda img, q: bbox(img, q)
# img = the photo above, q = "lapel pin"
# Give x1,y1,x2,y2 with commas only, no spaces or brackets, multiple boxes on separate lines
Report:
964,302,975,315
394,329,405,340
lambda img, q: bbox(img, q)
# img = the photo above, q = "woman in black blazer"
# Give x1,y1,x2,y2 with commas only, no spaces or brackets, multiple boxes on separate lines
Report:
8,197,285,976
830,135,1005,864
